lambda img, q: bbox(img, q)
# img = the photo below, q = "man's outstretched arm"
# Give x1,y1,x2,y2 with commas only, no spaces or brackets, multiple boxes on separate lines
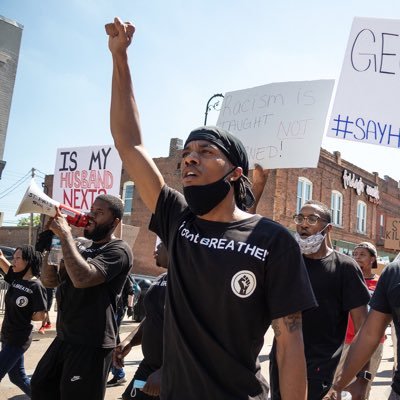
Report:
106,17,164,213
272,312,307,400
324,309,391,400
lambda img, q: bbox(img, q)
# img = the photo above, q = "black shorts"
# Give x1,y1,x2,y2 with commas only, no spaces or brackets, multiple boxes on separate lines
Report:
31,337,113,400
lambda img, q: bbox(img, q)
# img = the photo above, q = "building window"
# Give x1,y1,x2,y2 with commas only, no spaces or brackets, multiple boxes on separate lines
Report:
331,191,343,226
122,181,134,215
356,201,367,234
379,214,385,238
296,177,312,213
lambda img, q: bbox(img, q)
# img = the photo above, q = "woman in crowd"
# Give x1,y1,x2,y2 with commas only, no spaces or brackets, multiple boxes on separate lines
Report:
0,245,47,397
334,241,384,399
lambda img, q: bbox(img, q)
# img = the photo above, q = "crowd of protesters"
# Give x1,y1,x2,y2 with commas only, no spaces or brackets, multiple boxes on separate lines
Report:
2,16,400,400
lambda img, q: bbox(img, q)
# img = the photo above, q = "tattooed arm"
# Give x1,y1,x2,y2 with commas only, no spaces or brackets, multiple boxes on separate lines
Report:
272,312,307,400
48,212,106,289
40,253,61,288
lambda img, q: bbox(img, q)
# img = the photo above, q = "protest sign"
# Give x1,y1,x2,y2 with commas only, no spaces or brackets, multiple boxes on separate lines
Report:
216,80,334,169
327,17,400,149
53,145,122,212
385,217,400,251
121,224,140,247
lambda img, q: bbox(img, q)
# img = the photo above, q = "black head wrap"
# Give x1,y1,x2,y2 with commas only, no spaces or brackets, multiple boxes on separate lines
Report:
184,126,255,210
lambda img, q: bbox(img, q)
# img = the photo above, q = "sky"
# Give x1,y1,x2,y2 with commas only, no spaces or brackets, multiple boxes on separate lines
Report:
1,0,400,225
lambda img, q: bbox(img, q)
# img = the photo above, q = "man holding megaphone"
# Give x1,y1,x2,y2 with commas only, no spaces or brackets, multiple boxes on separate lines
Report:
29,194,133,400
16,179,89,228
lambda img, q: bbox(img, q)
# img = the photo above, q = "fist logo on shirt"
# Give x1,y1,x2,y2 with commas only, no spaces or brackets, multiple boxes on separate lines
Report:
231,271,256,298
16,296,28,307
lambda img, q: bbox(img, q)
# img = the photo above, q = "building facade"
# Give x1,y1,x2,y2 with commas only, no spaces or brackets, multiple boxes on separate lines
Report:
0,15,23,179
2,139,399,276
121,141,400,274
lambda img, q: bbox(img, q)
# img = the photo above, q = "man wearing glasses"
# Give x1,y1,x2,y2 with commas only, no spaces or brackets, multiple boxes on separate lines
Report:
269,200,370,400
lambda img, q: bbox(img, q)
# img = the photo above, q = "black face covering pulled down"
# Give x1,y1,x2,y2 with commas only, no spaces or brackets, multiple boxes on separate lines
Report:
183,168,235,216
183,126,255,211
12,264,31,280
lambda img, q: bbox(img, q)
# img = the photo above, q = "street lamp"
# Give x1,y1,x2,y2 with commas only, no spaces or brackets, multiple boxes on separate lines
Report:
204,93,224,125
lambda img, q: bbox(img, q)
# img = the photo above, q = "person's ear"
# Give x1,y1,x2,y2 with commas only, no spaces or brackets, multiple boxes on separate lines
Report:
229,167,243,182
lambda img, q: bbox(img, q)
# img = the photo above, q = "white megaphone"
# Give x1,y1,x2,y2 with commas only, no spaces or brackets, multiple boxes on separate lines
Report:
16,179,89,228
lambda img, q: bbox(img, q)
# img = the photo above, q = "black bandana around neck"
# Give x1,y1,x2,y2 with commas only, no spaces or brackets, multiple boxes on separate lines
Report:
183,126,255,211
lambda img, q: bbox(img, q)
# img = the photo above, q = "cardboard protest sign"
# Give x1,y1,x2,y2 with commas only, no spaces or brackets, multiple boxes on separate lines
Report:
327,17,400,149
216,80,334,169
385,217,400,251
53,145,122,212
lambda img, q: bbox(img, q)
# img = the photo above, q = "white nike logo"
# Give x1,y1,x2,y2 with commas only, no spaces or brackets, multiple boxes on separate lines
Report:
70,376,82,382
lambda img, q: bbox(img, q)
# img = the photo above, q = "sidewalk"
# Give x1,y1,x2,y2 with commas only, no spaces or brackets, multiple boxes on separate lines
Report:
0,307,395,399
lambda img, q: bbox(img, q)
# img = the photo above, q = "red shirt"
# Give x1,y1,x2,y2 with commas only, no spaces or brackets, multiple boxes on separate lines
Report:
345,275,385,344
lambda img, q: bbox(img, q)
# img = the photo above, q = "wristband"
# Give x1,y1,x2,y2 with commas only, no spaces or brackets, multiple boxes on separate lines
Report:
356,370,372,381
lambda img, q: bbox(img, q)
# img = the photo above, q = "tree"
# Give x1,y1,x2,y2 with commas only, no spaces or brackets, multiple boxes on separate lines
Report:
17,214,41,227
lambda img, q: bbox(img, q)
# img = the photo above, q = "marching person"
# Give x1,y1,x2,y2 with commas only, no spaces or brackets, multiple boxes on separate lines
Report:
324,257,400,400
107,273,135,387
30,194,133,400
268,200,370,400
115,239,168,400
106,17,317,400
0,245,47,397
333,242,385,399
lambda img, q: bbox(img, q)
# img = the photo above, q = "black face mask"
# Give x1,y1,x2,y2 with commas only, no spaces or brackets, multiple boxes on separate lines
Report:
183,168,235,216
13,264,31,280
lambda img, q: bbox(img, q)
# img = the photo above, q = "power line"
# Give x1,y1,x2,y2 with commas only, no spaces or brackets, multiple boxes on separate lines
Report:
0,175,31,199
34,168,48,177
0,170,32,197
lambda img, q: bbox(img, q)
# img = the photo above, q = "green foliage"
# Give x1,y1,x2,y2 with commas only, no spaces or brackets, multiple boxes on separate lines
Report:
17,214,41,227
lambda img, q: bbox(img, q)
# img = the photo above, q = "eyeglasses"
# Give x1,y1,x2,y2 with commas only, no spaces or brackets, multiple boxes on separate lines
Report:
293,214,327,225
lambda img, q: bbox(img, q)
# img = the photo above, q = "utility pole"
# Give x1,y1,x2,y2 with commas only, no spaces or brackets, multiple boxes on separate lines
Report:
29,167,35,245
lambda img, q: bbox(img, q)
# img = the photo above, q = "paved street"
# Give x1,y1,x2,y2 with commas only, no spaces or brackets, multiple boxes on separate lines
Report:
0,309,395,399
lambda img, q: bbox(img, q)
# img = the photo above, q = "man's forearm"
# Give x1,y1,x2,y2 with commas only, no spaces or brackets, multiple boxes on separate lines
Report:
59,233,104,288
273,313,307,400
122,318,144,346
333,335,376,391
334,310,390,390
110,51,164,213
277,337,307,399
111,53,142,149
40,254,60,288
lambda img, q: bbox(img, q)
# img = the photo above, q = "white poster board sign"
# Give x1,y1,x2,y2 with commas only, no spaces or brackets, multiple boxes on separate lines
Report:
121,224,140,248
327,17,400,149
216,80,334,169
53,145,122,212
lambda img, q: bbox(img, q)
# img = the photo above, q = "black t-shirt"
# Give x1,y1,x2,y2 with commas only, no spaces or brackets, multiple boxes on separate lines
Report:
1,270,47,351
270,251,370,399
135,272,167,380
150,185,317,400
117,276,135,311
56,238,132,348
302,251,370,381
369,261,400,395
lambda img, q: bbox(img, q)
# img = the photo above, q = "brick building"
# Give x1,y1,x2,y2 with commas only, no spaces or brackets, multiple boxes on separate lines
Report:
3,138,399,276
120,140,400,274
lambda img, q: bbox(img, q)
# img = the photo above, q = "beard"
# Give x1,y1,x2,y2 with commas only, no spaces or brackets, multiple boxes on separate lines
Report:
84,221,114,242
